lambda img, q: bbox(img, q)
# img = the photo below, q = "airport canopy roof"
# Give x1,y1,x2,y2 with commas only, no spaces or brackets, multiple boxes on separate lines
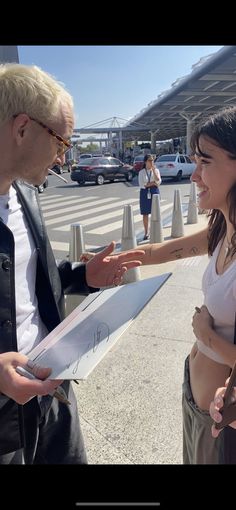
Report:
124,46,236,141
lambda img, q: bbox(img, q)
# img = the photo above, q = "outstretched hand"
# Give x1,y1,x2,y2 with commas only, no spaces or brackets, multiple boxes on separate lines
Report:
85,241,145,288
79,251,95,263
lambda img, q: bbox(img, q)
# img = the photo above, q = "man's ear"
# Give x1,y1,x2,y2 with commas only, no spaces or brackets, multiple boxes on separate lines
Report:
12,114,30,145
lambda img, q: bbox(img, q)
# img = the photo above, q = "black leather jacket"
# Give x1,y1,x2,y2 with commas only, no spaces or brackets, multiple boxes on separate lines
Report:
0,181,97,455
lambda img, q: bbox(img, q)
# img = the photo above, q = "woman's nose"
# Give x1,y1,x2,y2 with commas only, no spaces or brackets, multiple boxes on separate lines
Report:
191,163,200,182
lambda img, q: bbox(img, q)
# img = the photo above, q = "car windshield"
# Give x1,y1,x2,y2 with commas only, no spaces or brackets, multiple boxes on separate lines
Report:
157,155,176,162
78,158,96,165
79,154,92,159
134,156,144,162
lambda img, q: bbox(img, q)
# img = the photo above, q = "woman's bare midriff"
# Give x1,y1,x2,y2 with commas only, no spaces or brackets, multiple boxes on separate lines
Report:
189,342,230,410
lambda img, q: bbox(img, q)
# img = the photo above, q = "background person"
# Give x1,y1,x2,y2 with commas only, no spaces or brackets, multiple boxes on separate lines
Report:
0,63,144,464
138,154,161,240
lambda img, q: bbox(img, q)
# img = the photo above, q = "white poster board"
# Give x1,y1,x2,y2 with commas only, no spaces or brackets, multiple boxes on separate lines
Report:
28,273,171,379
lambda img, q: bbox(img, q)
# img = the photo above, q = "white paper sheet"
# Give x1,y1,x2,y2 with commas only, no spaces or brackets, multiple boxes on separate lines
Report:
28,273,171,379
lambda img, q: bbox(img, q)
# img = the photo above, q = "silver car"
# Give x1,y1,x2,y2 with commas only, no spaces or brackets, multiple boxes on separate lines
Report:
156,154,196,181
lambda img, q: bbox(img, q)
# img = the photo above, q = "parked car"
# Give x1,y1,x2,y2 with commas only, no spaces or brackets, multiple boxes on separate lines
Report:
65,159,78,172
70,157,134,186
35,177,48,193
51,163,63,174
156,154,196,181
132,154,156,173
132,155,145,173
79,153,93,160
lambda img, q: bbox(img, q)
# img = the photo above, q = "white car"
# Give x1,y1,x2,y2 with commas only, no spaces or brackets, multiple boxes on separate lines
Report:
156,154,196,181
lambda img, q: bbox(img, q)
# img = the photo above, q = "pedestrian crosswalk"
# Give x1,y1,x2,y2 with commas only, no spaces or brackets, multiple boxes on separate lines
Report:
39,192,174,254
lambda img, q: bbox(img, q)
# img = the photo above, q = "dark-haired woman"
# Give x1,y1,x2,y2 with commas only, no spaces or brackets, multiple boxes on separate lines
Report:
138,106,236,463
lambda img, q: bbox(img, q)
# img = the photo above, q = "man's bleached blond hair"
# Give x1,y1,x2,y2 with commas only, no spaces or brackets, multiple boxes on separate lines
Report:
0,63,73,126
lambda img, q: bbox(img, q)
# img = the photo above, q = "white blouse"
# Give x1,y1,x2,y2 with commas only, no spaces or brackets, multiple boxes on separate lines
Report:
138,166,161,189
196,240,236,363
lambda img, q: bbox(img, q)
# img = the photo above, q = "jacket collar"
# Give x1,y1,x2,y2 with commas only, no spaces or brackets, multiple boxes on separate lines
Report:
13,181,48,268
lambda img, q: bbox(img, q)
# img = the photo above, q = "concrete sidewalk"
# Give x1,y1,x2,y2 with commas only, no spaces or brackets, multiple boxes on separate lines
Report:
73,213,209,464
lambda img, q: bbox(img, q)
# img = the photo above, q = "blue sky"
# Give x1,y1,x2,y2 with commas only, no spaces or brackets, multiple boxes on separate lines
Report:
18,45,223,129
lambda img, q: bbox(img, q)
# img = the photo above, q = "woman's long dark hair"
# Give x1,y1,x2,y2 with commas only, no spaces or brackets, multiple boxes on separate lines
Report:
142,154,152,170
190,106,236,257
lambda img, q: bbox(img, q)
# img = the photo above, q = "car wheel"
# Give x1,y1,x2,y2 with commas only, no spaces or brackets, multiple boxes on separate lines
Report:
126,171,133,182
37,185,44,193
176,171,182,182
96,174,105,185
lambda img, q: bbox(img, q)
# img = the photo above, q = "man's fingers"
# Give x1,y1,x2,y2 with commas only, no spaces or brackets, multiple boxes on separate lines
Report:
26,360,52,380
95,241,116,259
115,250,145,263
120,261,142,270
32,365,52,380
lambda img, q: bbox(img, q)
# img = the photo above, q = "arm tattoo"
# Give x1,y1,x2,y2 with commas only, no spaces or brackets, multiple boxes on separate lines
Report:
190,246,199,255
170,248,183,259
169,245,199,260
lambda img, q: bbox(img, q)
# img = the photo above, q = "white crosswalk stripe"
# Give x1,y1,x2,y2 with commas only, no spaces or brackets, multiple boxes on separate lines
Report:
51,241,95,252
46,198,138,227
43,197,116,218
87,203,172,235
41,196,98,210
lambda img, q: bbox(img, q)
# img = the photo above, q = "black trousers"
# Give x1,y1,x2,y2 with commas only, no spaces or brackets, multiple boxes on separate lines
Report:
219,426,236,464
0,383,87,464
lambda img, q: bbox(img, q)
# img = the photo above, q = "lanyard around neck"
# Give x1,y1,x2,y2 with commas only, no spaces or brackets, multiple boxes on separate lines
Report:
145,168,152,182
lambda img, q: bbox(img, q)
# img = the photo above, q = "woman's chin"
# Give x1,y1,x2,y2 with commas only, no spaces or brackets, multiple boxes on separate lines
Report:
197,192,209,211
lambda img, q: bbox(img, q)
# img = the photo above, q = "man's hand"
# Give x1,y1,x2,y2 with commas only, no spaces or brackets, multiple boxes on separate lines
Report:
0,352,62,405
85,241,145,288
79,251,95,263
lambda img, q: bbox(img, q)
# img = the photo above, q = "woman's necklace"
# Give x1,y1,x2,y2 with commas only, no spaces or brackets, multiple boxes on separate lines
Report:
225,242,232,258
223,235,233,266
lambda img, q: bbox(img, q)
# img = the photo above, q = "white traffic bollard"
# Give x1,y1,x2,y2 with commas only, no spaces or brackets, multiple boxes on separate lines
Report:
69,223,85,260
65,223,86,316
150,193,164,243
171,189,185,238
187,181,198,224
121,204,141,283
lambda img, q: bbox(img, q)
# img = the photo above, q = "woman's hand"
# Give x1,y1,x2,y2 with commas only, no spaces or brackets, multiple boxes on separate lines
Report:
209,379,236,437
192,305,214,345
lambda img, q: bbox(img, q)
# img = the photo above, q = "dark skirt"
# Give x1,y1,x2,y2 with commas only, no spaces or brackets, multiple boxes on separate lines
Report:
139,187,160,215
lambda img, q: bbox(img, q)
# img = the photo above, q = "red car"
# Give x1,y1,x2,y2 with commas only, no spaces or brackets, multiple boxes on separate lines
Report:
132,155,145,173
